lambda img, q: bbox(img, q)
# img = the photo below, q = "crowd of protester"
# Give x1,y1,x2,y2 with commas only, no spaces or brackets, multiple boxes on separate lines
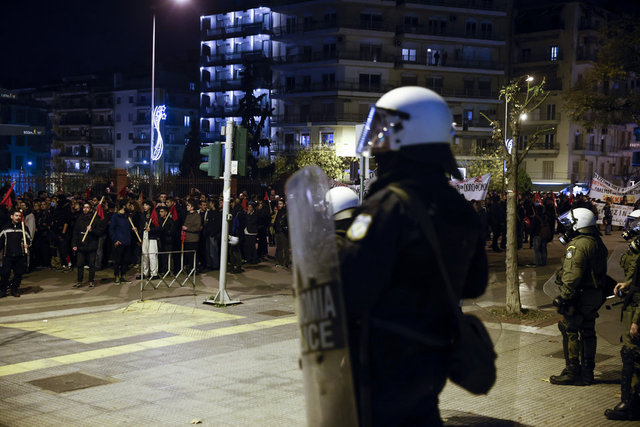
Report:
0,182,291,289
472,191,624,267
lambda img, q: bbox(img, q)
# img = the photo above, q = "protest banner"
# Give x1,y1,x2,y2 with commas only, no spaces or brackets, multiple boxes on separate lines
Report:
451,173,491,201
589,173,640,204
595,203,634,227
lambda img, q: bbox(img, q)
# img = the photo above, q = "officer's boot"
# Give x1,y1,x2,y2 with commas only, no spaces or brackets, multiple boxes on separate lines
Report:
0,283,6,298
605,348,639,420
551,322,582,385
9,284,19,298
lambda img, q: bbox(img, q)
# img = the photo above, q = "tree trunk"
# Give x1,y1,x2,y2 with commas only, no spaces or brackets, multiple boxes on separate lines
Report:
505,159,522,314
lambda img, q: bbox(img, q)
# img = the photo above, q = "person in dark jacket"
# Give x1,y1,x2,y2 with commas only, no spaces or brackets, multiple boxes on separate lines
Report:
243,202,259,264
109,200,132,284
0,209,32,297
256,200,270,260
71,202,103,288
273,199,289,268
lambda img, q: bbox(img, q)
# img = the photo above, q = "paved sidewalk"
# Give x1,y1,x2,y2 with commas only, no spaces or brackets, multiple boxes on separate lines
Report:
0,234,636,426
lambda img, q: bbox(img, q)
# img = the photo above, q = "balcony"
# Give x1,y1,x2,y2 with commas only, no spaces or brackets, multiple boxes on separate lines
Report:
55,100,91,110
272,20,395,39
92,136,114,145
56,133,89,142
201,105,269,118
91,119,114,127
59,149,92,159
396,25,505,42
395,55,504,70
396,0,507,11
271,112,368,125
132,137,149,145
59,116,91,126
203,79,243,92
514,52,563,64
273,81,395,96
272,50,395,66
202,50,271,67
202,21,273,41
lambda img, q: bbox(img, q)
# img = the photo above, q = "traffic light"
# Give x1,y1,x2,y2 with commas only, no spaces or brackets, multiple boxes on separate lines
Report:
233,125,247,176
200,142,222,177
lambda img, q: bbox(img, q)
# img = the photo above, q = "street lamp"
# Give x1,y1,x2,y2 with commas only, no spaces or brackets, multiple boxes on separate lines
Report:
149,0,188,199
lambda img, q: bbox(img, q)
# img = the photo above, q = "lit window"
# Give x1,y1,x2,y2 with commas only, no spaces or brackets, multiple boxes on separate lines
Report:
550,46,558,61
184,115,191,127
402,48,417,62
321,133,334,145
300,134,310,147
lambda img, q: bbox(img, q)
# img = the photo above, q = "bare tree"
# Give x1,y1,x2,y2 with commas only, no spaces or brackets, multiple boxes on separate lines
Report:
482,77,553,314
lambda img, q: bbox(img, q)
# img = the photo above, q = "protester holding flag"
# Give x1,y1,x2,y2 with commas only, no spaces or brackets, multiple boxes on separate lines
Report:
71,202,104,289
0,209,31,297
140,200,160,280
94,199,109,270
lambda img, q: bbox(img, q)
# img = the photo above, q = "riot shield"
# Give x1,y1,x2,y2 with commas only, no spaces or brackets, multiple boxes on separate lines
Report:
286,166,359,427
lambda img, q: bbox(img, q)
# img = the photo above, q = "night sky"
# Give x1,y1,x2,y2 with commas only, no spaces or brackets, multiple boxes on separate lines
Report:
0,0,206,88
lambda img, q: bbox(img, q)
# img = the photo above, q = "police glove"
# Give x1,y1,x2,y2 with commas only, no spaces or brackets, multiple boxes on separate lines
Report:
553,296,570,315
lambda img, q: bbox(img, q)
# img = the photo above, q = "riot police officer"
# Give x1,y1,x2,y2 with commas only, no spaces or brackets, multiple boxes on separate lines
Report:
604,214,640,420
551,207,608,386
338,86,488,426
325,186,359,245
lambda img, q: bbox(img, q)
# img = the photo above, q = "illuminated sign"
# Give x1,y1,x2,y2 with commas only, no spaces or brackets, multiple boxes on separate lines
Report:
151,105,167,161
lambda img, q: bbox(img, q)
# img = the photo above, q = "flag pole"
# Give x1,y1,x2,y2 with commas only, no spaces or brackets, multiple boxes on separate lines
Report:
82,196,104,242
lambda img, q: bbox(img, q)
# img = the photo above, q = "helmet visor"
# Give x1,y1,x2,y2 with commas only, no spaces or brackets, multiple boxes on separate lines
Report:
557,210,576,230
357,106,410,156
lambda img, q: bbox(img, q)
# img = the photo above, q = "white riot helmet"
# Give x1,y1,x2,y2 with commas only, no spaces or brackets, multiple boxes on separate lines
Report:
623,210,640,240
557,207,597,245
358,86,453,150
325,187,359,219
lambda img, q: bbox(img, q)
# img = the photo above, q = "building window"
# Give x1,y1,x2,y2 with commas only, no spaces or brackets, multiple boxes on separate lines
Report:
303,16,313,31
360,43,381,61
128,150,133,157
286,16,297,33
116,133,121,140
116,114,121,122
323,43,336,59
300,134,310,147
543,161,554,179
184,115,191,127
480,22,493,38
360,13,382,30
425,75,443,91
321,132,334,145
550,45,559,61
521,48,531,62
428,17,446,34
402,48,417,62
324,12,337,26
574,133,584,150
544,133,555,149
128,96,134,103
478,80,491,96
286,76,296,91
116,150,121,158
116,97,121,104
128,133,133,140
465,20,477,37
401,74,418,86
546,104,556,120
359,74,381,91
404,15,419,28
322,73,335,89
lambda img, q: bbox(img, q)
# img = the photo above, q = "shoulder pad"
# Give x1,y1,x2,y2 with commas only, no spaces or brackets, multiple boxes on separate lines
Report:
347,213,372,241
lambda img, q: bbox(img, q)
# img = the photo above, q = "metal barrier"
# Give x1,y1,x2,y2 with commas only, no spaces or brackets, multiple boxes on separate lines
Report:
139,250,197,301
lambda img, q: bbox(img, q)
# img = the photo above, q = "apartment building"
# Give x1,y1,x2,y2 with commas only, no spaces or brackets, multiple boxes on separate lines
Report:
268,0,508,156
514,0,634,189
0,89,50,180
200,4,277,156
28,75,197,176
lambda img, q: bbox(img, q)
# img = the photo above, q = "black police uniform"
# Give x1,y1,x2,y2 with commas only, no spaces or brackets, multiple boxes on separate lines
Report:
339,166,488,426
0,221,31,297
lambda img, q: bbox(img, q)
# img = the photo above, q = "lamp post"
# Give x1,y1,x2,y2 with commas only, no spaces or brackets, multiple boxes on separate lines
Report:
149,0,188,199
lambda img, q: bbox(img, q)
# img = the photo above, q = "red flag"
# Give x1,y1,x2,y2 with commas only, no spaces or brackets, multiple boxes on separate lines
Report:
0,182,15,209
264,191,269,201
181,229,186,243
96,203,104,220
20,211,24,223
569,194,574,205
85,187,91,199
150,205,159,227
241,198,247,211
169,204,178,221
533,193,542,205
139,192,143,202
118,186,128,198
551,192,557,208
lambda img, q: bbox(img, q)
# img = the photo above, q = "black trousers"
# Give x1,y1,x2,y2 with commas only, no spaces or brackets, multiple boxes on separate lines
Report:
112,244,129,277
1,255,26,291
76,250,96,283
158,241,173,275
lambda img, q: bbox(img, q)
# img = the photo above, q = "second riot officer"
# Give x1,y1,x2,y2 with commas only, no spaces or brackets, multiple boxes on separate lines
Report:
551,207,608,386
339,86,489,426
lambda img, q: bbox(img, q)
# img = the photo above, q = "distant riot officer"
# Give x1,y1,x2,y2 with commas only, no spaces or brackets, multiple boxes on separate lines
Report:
338,87,488,426
604,216,640,420
325,186,360,247
0,209,31,297
551,207,608,386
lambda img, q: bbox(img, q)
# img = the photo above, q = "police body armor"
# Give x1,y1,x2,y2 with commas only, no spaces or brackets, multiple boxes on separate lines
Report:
286,166,358,426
